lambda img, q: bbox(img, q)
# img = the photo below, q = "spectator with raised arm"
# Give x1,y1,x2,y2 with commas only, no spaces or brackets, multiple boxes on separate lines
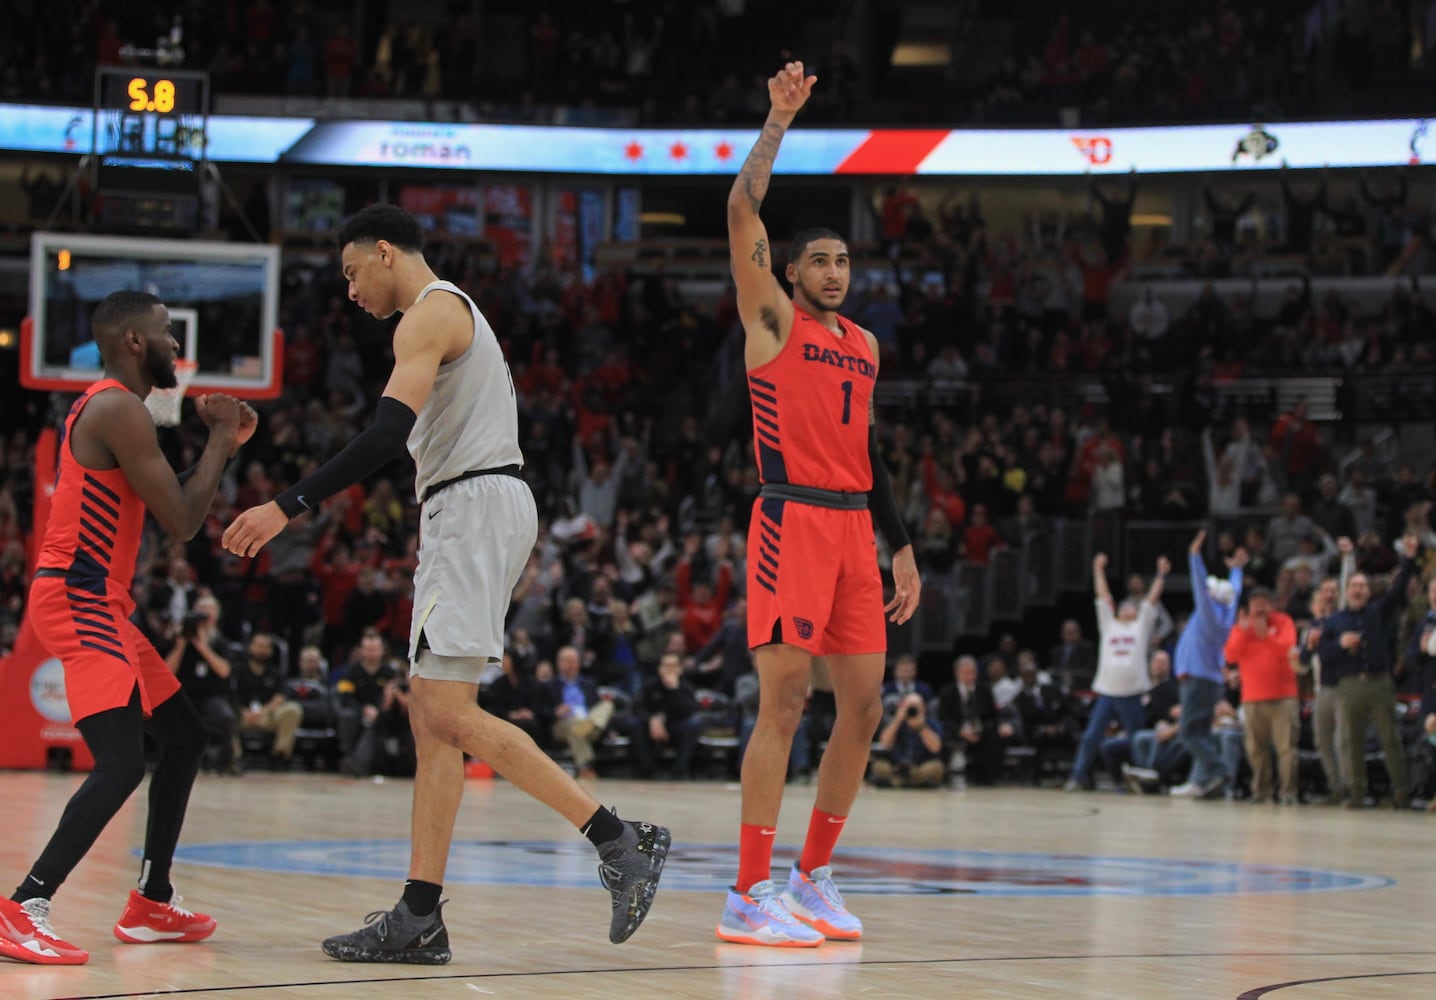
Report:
1316,534,1419,809
1065,553,1168,792
1299,544,1356,805
1171,530,1246,800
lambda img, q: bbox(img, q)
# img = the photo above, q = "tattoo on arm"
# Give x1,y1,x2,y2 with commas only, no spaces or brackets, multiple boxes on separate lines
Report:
735,122,788,214
751,240,767,268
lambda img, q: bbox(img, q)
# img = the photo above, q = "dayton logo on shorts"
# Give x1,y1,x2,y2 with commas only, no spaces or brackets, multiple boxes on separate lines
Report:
793,617,814,640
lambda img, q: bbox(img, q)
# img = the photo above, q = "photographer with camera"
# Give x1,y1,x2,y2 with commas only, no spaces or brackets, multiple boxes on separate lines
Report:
164,595,240,774
870,693,946,788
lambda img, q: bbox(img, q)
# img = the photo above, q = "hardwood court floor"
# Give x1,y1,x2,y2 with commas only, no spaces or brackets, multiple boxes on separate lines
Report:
2,770,1434,999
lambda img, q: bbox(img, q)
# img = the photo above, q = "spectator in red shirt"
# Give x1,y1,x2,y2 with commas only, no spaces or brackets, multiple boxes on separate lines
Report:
311,535,360,660
675,536,733,653
1223,588,1299,804
961,504,1003,566
284,326,323,391
921,452,966,529
324,24,357,98
1268,399,1325,493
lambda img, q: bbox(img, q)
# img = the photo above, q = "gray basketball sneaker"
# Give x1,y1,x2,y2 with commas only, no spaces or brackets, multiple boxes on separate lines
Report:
597,819,672,944
320,899,451,964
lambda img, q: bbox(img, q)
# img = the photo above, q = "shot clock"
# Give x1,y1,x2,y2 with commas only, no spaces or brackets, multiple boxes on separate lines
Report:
94,67,208,161
91,66,209,230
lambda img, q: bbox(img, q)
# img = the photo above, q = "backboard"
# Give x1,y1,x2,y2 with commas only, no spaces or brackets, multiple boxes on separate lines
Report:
22,231,283,398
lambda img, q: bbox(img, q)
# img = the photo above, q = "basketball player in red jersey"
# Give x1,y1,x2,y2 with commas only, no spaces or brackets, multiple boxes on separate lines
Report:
0,291,256,966
715,62,922,947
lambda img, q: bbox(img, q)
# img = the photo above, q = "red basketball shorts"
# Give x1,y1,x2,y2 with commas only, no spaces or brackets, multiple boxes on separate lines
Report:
28,575,180,723
746,495,887,656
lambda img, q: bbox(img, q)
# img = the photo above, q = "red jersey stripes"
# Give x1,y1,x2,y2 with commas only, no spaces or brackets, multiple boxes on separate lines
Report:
746,306,876,493
29,380,178,720
37,381,146,594
744,307,886,656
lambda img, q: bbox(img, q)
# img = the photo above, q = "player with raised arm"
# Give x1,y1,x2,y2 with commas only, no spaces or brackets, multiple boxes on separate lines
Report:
716,62,921,948
0,291,255,965
222,205,668,964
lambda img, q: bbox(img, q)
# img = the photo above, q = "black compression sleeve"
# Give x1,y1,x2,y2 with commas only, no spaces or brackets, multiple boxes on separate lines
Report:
867,426,910,551
274,396,416,518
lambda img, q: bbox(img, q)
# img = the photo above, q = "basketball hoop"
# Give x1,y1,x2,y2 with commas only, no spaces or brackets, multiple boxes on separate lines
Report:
145,359,199,427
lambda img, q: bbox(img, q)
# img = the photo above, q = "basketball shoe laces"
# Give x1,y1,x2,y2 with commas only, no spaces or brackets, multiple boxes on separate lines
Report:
807,871,847,913
745,889,805,927
358,909,396,940
21,898,64,941
160,894,200,920
597,861,624,893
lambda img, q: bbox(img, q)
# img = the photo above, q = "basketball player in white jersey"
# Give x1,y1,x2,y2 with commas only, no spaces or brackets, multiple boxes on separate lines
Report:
223,205,669,963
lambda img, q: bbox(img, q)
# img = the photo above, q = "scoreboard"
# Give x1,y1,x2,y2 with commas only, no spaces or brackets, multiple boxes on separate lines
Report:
91,66,209,230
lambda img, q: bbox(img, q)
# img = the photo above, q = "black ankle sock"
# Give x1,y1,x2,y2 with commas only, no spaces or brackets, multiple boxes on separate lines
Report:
581,806,624,847
403,879,443,917
12,874,50,904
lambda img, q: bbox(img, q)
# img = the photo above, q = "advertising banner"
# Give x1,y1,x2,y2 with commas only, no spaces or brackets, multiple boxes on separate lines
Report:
3,102,1433,176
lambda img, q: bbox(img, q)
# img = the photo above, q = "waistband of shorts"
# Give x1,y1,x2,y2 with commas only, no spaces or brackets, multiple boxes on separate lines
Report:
421,465,523,504
759,483,869,510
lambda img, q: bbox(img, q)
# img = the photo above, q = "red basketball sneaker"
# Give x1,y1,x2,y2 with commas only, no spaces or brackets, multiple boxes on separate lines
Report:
0,897,89,965
113,890,216,944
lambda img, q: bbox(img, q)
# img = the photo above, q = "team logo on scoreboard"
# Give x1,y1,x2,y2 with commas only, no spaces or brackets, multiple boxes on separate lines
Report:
1071,136,1113,165
1409,119,1431,164
1231,125,1279,163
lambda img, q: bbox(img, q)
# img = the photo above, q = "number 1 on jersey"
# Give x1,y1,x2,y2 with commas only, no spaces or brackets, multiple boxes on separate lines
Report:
839,380,853,424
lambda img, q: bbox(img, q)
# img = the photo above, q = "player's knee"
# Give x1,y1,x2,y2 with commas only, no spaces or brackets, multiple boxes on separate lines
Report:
95,747,148,795
411,694,464,747
842,690,885,733
763,688,809,734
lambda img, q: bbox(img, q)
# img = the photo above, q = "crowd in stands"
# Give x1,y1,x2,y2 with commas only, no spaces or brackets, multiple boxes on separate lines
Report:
3,0,1436,795
2,1,848,125
0,207,1431,802
967,0,1422,127
5,1,1426,129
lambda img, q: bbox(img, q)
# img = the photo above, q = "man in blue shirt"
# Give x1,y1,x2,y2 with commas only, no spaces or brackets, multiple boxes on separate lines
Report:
1315,534,1418,809
1171,530,1246,799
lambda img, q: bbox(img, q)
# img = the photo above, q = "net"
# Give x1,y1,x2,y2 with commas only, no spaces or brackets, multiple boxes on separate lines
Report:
145,359,199,427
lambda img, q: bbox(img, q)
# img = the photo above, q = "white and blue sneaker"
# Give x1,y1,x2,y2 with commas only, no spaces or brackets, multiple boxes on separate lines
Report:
781,864,862,940
715,879,825,947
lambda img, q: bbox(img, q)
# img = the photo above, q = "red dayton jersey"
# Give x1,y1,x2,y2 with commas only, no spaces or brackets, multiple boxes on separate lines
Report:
36,380,146,598
746,306,876,492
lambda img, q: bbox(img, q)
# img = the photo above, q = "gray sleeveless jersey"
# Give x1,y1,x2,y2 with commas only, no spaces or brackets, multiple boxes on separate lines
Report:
407,280,523,500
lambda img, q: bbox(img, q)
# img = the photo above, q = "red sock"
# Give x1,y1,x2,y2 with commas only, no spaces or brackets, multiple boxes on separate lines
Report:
736,823,778,894
798,808,847,874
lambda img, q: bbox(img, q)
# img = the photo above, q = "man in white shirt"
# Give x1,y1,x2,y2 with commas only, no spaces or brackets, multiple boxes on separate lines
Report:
1128,287,1169,341
1066,552,1170,791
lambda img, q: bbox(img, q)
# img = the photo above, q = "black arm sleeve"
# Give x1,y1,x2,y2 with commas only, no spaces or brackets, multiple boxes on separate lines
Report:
274,396,416,518
868,426,911,551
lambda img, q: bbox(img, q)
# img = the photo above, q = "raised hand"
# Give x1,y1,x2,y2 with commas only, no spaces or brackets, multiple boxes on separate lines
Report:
1225,547,1250,570
1336,536,1354,555
1093,552,1108,573
768,61,816,115
1189,529,1206,556
1155,556,1172,577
